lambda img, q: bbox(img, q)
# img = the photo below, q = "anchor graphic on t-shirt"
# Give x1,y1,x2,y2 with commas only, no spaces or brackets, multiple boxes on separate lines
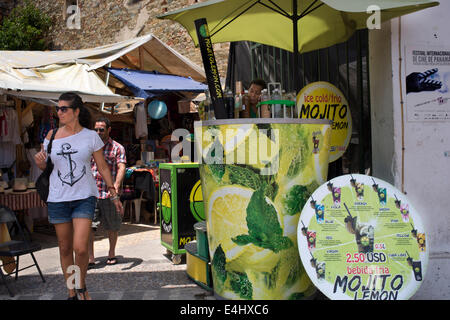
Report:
57,143,86,186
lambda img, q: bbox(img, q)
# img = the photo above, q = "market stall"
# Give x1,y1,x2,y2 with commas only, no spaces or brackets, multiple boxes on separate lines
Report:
0,33,208,231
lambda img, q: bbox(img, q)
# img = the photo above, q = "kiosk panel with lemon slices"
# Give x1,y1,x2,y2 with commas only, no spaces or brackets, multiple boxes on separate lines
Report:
194,118,332,300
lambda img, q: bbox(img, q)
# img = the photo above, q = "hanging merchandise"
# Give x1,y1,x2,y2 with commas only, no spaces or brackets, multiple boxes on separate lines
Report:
0,109,6,137
0,104,22,168
135,102,148,139
148,100,168,120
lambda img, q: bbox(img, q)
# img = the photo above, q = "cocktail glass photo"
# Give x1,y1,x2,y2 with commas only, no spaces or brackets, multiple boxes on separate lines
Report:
355,222,375,253
406,252,423,281
316,262,326,280
307,230,316,250
312,135,320,154
377,188,387,206
417,233,426,252
354,182,364,200
400,204,410,222
332,187,341,206
315,204,325,224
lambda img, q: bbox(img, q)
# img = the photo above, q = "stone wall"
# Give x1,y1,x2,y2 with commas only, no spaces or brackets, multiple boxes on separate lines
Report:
18,0,229,77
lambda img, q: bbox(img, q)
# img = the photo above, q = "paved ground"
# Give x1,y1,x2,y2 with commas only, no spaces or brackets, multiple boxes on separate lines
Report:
0,220,215,300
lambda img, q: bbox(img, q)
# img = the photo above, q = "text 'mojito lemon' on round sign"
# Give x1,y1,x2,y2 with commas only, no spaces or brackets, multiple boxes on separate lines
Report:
297,82,352,162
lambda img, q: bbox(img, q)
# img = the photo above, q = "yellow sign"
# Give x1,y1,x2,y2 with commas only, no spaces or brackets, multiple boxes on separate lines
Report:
297,82,352,162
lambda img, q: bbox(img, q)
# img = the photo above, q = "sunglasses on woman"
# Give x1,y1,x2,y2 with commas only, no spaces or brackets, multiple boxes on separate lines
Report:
55,106,75,113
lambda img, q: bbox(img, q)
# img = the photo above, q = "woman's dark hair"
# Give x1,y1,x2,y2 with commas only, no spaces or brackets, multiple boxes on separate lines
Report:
58,92,92,129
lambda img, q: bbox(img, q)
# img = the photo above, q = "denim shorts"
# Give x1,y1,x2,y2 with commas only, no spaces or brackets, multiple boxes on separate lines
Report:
47,196,96,224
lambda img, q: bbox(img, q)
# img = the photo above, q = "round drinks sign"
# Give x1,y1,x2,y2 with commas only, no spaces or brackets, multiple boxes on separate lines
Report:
297,174,428,300
297,82,351,162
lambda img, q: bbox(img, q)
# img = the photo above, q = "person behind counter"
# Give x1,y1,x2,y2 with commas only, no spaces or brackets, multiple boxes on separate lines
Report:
89,117,126,268
248,79,267,118
34,92,123,300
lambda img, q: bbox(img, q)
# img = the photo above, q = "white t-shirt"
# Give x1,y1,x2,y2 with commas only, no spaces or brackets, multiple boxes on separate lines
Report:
43,128,104,202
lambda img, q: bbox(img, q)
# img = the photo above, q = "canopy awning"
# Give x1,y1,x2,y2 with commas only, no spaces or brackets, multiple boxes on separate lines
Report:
0,34,206,105
106,68,207,99
0,63,139,104
0,34,206,82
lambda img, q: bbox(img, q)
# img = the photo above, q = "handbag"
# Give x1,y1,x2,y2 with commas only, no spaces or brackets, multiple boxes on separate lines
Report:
36,128,58,203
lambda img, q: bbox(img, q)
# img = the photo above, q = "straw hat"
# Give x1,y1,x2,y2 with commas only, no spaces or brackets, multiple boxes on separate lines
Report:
13,179,28,192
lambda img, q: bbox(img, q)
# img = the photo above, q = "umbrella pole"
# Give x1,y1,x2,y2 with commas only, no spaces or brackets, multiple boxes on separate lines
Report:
292,0,300,93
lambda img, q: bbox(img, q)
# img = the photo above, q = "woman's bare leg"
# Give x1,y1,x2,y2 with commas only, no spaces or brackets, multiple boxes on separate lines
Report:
72,218,92,300
54,222,76,298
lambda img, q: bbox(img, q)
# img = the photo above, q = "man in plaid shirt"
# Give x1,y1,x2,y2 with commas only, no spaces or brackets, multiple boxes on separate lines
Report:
88,117,126,266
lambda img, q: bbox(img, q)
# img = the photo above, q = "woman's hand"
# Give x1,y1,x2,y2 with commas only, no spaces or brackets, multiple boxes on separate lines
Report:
34,145,47,170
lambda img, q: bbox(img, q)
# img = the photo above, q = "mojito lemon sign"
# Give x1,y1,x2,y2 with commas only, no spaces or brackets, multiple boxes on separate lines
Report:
195,119,332,300
298,174,428,300
161,186,172,226
190,180,205,222
297,82,352,162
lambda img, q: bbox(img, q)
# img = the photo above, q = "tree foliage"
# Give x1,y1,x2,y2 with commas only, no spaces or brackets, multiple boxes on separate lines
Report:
0,1,52,50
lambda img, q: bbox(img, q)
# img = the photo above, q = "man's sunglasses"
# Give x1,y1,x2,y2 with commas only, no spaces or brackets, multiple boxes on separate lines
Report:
55,106,75,113
94,128,106,132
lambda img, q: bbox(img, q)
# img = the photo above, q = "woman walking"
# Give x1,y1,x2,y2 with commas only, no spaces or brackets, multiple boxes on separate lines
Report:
34,92,123,300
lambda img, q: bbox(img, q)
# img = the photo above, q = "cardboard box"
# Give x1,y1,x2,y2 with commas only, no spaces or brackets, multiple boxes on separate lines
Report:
178,100,197,113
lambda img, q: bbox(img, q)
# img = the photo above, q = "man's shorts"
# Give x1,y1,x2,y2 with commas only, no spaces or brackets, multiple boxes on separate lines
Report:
47,196,96,224
92,198,122,232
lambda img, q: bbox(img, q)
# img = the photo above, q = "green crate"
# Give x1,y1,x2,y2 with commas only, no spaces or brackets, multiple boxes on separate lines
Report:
194,221,209,260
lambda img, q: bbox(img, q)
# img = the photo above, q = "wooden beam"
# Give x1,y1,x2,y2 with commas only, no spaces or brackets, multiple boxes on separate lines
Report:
139,46,143,70
141,46,171,74
86,104,134,124
118,54,140,70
